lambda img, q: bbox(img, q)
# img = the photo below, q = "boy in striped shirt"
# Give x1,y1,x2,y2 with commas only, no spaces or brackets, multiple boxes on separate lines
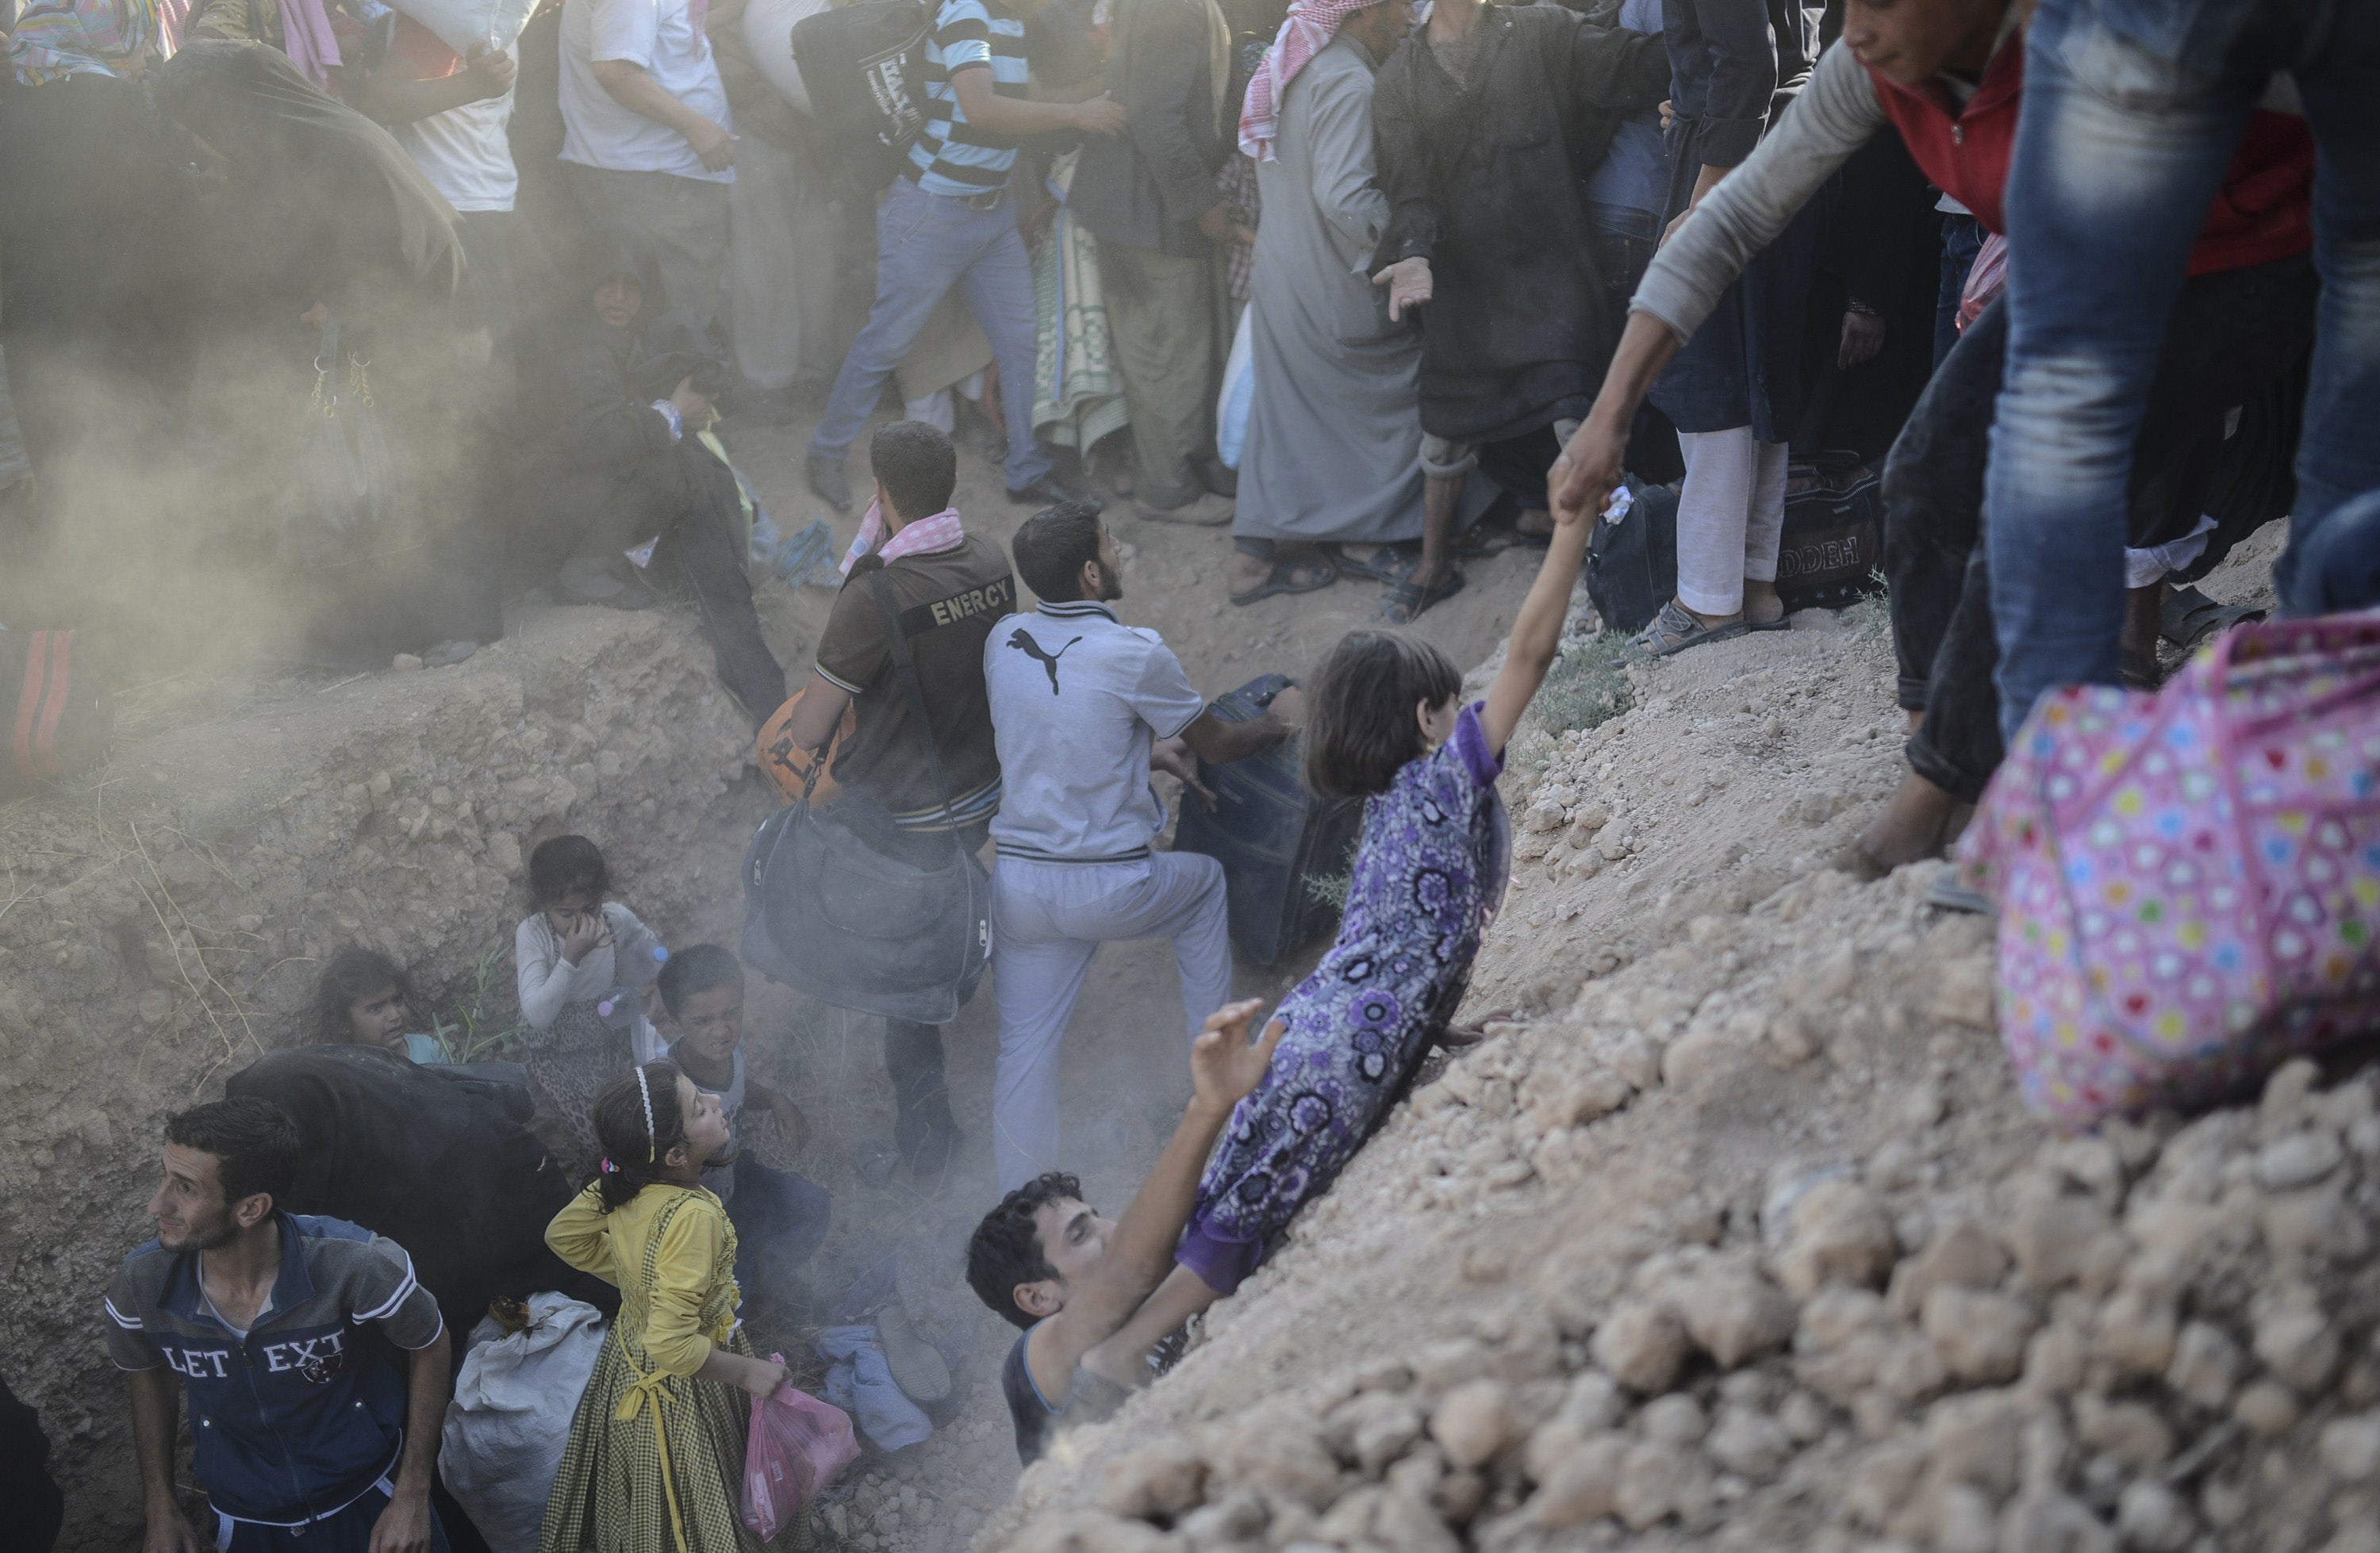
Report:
805,0,1128,512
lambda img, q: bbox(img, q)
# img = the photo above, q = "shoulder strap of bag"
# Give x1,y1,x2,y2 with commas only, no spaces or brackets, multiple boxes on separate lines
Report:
865,566,964,834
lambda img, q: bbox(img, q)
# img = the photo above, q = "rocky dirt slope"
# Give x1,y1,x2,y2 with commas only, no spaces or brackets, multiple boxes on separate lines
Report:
981,539,2380,1553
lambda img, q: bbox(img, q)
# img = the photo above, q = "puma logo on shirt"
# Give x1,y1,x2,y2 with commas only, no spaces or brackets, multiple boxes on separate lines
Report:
1006,627,1084,695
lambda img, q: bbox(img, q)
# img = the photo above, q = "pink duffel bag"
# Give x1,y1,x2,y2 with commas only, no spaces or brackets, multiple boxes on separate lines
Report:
1959,613,2380,1126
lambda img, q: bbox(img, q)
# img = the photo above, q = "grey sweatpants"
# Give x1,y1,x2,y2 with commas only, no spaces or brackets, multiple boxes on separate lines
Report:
989,852,1232,1191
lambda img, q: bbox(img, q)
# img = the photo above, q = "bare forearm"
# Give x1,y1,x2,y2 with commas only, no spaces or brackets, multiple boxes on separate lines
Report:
1483,520,1592,751
398,1333,450,1494
1101,1097,1232,1302
695,1344,772,1394
1587,311,1683,435
1184,711,1288,765
130,1368,182,1508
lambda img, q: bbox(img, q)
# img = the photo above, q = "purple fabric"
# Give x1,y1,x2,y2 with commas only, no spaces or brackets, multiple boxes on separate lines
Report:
1177,704,1508,1294
279,0,343,89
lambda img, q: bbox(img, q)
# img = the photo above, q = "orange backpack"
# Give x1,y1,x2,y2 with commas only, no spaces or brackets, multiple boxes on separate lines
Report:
754,684,856,806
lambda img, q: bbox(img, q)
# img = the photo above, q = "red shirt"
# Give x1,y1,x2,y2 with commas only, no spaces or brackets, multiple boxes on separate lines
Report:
1864,42,2314,276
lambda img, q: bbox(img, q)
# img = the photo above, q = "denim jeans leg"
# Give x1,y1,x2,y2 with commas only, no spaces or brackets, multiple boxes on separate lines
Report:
1983,0,2255,743
1885,297,2003,712
954,199,1054,491
809,182,973,464
2275,11,2380,610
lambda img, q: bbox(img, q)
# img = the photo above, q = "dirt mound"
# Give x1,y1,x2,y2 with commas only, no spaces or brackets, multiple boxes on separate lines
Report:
978,540,2375,1553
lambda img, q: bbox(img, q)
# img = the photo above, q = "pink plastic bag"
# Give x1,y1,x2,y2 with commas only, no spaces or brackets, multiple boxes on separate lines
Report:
1957,232,2007,332
740,1355,861,1539
1959,613,2380,1126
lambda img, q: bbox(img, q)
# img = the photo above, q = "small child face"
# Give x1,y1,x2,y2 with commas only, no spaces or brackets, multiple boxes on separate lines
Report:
670,983,746,1065
544,888,605,939
347,982,411,1053
675,1074,733,1166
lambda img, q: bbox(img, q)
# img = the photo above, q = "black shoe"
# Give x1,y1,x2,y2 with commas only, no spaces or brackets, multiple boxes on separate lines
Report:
807,452,852,512
1007,474,1103,513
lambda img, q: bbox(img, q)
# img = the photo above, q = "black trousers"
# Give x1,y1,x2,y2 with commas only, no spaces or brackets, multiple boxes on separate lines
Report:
651,454,788,728
1883,254,2314,802
879,819,991,1151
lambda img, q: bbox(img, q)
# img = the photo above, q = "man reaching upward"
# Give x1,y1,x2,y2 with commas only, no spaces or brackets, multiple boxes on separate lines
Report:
967,997,1283,1463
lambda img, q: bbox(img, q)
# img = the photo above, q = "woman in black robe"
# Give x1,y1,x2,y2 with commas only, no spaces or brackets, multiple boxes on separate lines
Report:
156,39,505,667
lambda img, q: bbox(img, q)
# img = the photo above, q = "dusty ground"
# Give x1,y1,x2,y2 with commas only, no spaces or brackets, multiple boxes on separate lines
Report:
13,385,2350,1553
978,531,2380,1553
0,396,1531,1551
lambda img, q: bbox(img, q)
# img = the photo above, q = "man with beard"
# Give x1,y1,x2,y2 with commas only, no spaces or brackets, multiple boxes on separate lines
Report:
981,501,1298,1189
105,1098,451,1553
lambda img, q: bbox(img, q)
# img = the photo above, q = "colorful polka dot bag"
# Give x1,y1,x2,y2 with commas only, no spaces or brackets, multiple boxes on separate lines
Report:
1958,615,2380,1125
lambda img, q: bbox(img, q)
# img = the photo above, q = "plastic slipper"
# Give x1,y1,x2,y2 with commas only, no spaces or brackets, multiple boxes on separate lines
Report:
1376,569,1468,624
1325,542,1416,585
1630,599,1746,657
1745,610,1791,633
1230,557,1338,606
1925,864,1991,916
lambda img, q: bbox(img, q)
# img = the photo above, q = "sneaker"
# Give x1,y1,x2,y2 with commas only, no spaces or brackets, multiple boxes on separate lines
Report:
807,452,852,512
1007,473,1103,512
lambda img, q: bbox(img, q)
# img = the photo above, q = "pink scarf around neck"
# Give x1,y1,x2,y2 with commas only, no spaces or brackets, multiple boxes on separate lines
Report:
838,500,965,577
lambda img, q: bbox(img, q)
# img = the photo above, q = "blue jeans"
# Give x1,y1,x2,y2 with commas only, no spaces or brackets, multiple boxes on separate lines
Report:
1933,211,1983,369
808,178,1050,491
1986,0,2380,741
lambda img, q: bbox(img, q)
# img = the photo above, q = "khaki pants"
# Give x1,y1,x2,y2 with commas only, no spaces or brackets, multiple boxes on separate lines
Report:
1100,240,1228,510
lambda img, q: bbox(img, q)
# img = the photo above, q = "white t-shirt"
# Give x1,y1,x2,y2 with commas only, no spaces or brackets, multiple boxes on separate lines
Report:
559,0,735,183
983,600,1208,865
387,22,518,213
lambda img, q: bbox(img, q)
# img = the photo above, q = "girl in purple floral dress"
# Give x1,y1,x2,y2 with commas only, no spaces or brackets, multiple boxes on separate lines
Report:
1170,511,1594,1298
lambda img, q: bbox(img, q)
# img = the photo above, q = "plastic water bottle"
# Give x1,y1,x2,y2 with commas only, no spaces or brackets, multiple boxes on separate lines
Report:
597,944,670,1028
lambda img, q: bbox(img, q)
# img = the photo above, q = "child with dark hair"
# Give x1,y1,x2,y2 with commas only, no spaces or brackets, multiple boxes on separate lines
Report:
1173,502,1592,1298
514,834,667,1166
310,945,443,1062
538,1064,788,1553
656,944,830,1298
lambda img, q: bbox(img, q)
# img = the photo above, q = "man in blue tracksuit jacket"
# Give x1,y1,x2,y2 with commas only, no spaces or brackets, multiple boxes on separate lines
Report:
105,1098,451,1553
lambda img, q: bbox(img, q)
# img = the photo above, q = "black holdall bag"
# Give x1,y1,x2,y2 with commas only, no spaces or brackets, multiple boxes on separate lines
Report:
1777,455,1887,613
1171,673,1362,968
743,567,992,1024
791,0,931,194
1584,476,1679,638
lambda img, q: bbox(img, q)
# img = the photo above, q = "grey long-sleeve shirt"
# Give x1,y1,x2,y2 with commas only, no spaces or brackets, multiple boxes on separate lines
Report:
1631,40,1891,346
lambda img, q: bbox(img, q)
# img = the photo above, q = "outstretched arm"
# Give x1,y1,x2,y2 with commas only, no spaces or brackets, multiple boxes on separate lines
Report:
1480,508,1595,757
1024,1000,1283,1400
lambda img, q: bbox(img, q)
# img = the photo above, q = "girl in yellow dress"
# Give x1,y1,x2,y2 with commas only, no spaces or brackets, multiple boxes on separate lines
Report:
538,1063,789,1553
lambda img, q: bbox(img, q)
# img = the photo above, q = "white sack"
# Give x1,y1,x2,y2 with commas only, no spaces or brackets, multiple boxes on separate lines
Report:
439,1294,607,1553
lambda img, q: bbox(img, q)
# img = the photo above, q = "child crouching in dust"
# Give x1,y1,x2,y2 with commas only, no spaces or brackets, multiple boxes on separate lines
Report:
1093,494,1594,1340
538,1064,788,1553
310,945,443,1063
656,944,831,1304
514,834,667,1167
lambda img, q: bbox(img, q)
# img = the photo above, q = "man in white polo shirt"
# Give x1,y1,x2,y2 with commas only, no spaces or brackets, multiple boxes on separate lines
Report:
983,501,1299,1190
558,0,736,327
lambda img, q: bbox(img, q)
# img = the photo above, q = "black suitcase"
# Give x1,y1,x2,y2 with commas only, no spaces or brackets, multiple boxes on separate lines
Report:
1171,674,1362,968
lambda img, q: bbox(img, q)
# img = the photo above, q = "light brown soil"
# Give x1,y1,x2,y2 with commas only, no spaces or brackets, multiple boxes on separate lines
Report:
2,403,1530,1551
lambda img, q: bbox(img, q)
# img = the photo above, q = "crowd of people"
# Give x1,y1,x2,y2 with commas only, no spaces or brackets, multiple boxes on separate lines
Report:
7,0,2380,1540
